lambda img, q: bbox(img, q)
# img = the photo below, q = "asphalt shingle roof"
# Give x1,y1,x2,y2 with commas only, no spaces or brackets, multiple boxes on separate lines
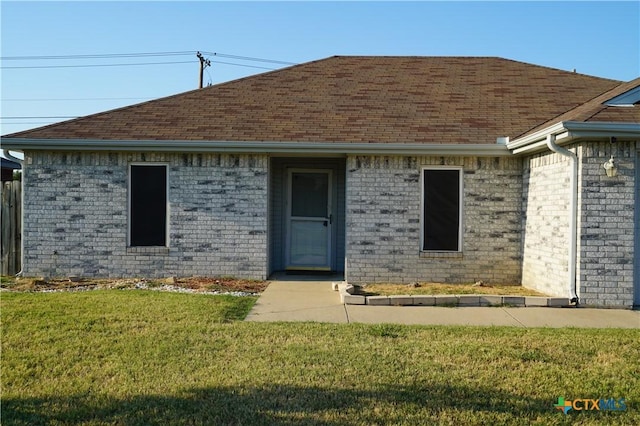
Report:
3,56,630,144
521,77,640,137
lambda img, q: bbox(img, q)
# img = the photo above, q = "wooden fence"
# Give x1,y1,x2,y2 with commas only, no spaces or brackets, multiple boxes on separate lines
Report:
1,180,21,276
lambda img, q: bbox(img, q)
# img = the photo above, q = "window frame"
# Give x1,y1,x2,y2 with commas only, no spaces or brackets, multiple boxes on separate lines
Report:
420,166,464,253
128,163,170,247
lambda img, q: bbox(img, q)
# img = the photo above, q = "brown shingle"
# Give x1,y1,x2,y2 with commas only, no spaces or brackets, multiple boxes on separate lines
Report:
3,56,624,144
520,77,640,137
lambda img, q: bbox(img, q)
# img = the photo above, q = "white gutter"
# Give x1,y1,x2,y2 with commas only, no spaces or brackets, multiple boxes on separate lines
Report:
2,150,24,277
0,139,512,157
2,149,23,165
508,121,640,303
509,121,640,155
545,134,579,303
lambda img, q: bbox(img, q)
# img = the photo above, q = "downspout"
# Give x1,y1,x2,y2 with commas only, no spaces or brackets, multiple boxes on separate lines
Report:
544,135,579,304
2,150,24,276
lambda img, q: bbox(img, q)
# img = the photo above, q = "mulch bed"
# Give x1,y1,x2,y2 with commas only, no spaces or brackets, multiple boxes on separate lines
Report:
0,276,270,294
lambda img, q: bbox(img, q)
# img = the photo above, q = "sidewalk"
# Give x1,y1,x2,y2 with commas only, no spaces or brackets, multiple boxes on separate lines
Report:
245,278,640,328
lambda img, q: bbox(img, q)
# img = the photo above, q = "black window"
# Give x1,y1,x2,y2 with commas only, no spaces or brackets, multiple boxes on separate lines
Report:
130,165,167,246
422,169,461,251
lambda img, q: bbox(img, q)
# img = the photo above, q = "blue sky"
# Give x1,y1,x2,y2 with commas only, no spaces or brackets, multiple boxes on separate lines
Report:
1,1,639,136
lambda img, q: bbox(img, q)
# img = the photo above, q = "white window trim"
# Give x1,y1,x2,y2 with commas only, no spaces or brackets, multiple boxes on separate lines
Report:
420,166,464,253
128,162,170,248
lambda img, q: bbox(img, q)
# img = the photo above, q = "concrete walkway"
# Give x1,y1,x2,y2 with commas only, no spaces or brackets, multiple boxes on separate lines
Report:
245,278,640,328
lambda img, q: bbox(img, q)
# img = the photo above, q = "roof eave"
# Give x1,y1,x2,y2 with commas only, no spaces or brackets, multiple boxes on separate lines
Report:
508,121,640,155
0,138,512,157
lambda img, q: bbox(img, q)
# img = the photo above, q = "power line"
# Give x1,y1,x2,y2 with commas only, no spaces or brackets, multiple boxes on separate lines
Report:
0,51,195,60
0,51,298,114
2,121,62,125
200,51,297,65
209,60,277,71
1,50,297,65
1,59,285,71
1,60,194,69
3,97,154,102
2,59,280,71
0,51,298,75
1,116,79,119
0,51,298,66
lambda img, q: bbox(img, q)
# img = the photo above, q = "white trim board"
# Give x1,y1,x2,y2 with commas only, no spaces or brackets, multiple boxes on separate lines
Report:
0,138,512,157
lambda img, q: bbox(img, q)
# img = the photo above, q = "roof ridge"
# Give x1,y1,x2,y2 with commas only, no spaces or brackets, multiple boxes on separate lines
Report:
495,57,621,83
331,54,501,58
330,55,622,82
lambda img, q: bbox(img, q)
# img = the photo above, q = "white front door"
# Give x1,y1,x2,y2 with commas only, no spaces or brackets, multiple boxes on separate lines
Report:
286,169,333,271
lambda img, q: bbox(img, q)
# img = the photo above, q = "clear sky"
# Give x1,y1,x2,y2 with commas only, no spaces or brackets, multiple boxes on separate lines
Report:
1,1,638,136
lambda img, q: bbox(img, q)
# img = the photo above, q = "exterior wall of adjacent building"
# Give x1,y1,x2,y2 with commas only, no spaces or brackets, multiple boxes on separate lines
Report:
345,155,523,285
576,140,637,307
21,151,269,279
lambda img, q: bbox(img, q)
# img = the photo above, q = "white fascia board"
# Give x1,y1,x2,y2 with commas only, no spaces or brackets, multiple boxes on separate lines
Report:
508,121,640,155
507,122,566,152
0,138,512,157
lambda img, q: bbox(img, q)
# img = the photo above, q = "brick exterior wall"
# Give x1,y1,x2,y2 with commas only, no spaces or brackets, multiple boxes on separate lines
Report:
345,155,523,285
19,146,638,307
22,152,268,279
577,141,636,307
522,141,638,308
521,150,572,297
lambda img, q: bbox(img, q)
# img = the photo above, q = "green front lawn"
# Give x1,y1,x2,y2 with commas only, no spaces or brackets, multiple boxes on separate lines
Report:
2,291,638,425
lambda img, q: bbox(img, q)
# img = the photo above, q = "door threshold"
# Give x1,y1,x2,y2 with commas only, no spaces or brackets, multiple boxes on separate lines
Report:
269,271,344,281
285,270,335,276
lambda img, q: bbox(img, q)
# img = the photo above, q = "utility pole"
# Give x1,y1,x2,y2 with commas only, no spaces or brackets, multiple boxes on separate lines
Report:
196,52,211,89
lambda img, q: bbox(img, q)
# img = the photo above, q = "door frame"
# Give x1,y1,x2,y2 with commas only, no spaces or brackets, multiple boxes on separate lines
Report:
285,168,334,271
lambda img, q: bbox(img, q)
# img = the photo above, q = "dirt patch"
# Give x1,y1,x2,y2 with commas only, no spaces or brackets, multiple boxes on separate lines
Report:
173,277,269,293
0,276,269,294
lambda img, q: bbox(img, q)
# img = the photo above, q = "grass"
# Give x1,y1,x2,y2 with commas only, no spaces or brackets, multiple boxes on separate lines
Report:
362,283,548,297
2,291,639,425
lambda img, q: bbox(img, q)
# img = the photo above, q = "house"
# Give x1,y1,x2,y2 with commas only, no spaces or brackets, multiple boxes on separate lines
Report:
2,56,639,307
1,157,21,182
